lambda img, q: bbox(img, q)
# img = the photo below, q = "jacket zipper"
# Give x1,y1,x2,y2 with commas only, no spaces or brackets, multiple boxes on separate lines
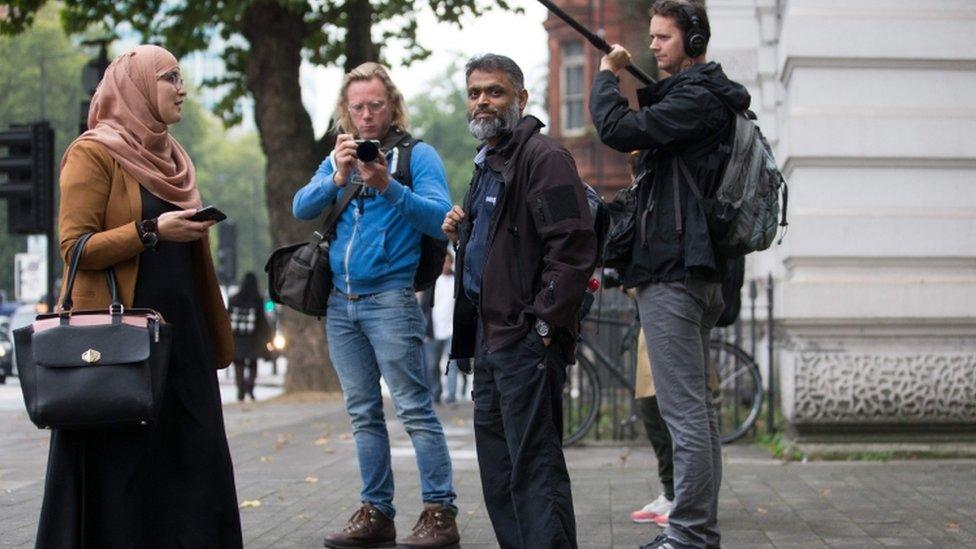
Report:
344,205,361,292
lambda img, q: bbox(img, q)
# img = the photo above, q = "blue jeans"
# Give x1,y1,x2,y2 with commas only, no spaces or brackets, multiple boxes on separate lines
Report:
424,337,450,403
326,288,457,519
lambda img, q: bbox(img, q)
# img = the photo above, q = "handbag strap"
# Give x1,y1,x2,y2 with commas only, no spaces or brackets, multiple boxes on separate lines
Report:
314,182,363,243
60,233,123,314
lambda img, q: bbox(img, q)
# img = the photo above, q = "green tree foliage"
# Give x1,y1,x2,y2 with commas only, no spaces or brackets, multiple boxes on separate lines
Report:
409,64,477,204
0,3,87,301
2,0,515,392
170,98,270,282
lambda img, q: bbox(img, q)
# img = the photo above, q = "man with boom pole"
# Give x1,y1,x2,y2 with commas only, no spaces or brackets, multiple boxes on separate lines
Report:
586,2,752,548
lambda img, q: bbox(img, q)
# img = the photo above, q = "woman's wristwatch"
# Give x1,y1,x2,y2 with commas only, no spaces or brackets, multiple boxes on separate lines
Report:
136,218,160,250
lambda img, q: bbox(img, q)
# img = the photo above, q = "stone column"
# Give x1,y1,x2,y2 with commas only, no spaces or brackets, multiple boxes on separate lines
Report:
767,0,976,438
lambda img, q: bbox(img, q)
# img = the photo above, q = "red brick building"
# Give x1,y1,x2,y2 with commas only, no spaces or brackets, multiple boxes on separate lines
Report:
544,0,656,198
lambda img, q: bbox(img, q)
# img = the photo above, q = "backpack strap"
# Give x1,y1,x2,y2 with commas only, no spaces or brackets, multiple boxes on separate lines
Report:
389,133,420,189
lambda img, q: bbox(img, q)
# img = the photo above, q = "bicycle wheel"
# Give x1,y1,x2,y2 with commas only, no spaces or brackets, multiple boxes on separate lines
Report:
710,340,763,444
562,349,601,447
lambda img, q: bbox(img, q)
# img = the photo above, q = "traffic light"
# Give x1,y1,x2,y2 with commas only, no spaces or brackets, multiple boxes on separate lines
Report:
80,40,110,135
217,220,238,285
0,122,55,234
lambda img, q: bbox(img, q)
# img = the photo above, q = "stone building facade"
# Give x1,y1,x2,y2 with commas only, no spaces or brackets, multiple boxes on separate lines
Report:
546,0,976,439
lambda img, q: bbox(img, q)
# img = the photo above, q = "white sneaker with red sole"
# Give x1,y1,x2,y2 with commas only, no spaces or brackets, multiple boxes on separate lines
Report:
630,494,673,523
653,512,670,528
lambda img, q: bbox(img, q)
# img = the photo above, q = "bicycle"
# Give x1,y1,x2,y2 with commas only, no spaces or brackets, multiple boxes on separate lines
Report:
562,316,763,447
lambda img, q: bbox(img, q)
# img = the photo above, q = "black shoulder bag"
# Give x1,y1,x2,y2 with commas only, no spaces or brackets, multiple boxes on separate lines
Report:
265,182,363,316
14,233,173,429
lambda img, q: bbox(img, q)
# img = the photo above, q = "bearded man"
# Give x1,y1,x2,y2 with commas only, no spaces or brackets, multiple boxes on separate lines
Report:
441,53,597,549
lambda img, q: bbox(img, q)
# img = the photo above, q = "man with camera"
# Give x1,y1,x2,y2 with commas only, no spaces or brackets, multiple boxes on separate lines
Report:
442,54,597,549
588,2,752,548
293,62,458,549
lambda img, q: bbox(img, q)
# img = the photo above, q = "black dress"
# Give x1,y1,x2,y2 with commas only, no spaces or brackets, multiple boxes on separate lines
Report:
35,188,243,548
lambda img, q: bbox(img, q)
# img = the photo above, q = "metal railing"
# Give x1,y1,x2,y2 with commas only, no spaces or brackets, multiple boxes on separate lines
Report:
567,274,776,443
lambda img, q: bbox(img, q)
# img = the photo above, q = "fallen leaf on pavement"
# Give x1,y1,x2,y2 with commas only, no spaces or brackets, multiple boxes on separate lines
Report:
756,507,768,516
314,437,330,446
947,522,960,530
240,500,262,508
819,488,831,497
339,433,353,441
306,476,319,484
260,456,272,463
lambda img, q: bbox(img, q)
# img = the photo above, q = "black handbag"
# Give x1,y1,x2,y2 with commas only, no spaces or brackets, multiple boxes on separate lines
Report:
14,233,173,430
265,182,363,317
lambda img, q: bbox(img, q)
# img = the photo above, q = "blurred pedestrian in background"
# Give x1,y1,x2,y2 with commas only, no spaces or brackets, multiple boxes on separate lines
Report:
426,250,467,404
229,272,272,401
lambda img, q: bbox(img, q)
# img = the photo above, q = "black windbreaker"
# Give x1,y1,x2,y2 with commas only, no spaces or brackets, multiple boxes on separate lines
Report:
589,62,751,287
450,116,597,363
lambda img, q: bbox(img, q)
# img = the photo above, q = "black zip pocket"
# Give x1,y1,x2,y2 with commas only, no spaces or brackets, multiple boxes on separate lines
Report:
536,196,547,225
510,225,527,297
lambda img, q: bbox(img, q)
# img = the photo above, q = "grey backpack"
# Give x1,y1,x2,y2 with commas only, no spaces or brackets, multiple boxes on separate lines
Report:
678,109,788,257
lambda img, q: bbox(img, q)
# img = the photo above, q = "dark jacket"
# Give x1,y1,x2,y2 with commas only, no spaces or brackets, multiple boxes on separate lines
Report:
450,116,597,362
589,62,751,288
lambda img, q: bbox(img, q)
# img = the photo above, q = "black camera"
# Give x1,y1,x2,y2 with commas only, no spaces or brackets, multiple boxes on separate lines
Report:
355,139,382,162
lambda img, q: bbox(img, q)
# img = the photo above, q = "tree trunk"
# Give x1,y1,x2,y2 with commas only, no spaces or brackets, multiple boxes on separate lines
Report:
242,1,339,393
344,0,378,72
239,1,380,393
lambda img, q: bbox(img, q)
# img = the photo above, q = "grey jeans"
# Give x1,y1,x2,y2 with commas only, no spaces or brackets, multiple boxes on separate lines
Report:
637,279,724,548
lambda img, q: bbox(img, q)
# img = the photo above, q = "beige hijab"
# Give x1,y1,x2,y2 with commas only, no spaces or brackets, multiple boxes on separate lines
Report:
63,44,201,209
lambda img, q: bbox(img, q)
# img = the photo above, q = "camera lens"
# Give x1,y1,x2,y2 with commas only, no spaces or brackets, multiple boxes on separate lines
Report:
355,141,380,162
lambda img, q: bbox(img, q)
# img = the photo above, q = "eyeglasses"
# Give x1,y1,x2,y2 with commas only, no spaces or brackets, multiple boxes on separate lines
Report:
160,71,184,89
348,100,388,116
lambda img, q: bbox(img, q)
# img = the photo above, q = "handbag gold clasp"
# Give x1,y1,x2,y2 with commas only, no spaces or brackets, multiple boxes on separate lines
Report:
81,349,101,364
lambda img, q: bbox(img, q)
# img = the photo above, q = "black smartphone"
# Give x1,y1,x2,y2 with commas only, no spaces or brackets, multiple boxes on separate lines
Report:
188,205,227,223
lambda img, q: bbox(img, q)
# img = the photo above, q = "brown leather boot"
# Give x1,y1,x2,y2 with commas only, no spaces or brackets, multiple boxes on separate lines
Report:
323,503,396,548
397,503,460,549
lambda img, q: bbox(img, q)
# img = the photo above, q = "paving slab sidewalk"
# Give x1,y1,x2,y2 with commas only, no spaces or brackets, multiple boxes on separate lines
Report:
1,390,974,548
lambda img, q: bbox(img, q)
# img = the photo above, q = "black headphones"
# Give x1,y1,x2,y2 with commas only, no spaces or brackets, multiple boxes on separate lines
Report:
681,5,710,58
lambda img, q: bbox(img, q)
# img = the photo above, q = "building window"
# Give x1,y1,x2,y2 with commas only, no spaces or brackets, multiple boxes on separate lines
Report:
561,41,585,133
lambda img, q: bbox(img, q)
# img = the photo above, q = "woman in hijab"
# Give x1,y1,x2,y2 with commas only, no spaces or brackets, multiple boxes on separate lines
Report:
36,44,243,547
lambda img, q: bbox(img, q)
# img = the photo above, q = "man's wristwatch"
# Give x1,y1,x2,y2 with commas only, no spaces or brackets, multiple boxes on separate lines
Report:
534,318,551,339
137,218,160,250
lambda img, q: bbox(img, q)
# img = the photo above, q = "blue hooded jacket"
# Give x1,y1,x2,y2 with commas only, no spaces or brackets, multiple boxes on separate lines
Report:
292,142,451,295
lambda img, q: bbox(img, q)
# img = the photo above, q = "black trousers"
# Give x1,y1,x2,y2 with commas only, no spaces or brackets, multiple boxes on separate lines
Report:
473,328,578,549
638,395,675,501
233,358,257,400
